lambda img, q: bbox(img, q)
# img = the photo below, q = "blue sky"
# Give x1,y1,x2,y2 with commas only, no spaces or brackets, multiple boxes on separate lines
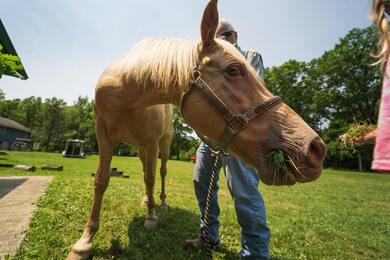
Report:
0,0,372,104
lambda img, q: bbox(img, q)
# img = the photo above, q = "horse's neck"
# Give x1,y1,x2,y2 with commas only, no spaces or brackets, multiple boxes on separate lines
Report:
132,64,195,107
120,38,199,108
140,81,183,107
118,71,185,110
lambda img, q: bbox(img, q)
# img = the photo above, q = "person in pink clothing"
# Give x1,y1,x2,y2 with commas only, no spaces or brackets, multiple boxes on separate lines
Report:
356,0,390,173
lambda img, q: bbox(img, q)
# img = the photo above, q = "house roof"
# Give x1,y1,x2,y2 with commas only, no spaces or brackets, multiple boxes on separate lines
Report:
0,116,31,132
0,19,28,80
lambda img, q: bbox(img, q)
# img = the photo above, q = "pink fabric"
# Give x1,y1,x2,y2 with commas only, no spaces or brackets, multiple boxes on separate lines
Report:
372,58,390,172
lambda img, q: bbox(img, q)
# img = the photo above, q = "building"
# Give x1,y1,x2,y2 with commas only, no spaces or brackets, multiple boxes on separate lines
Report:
0,116,32,150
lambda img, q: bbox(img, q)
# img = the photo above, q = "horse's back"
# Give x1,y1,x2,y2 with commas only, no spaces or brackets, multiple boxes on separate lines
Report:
94,49,173,148
95,84,173,148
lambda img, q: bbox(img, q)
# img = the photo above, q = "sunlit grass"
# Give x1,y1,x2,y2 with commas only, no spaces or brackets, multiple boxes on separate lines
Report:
1,151,389,259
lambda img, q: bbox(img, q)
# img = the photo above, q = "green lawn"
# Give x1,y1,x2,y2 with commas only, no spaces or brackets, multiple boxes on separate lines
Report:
1,151,389,259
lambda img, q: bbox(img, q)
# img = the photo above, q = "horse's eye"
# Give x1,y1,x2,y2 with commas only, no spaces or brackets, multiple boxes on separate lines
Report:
226,64,243,78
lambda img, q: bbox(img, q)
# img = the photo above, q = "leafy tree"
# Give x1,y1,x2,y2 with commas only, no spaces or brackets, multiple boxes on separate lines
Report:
65,96,97,152
114,143,138,157
0,89,4,100
171,106,199,160
315,26,381,169
315,26,381,125
36,98,67,151
265,60,325,131
19,97,43,129
0,44,24,79
0,98,23,123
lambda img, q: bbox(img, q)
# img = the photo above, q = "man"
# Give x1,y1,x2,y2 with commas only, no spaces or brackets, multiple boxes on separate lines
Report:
184,19,270,259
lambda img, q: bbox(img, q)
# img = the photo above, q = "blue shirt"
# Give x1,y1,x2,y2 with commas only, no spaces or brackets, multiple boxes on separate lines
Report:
236,45,265,80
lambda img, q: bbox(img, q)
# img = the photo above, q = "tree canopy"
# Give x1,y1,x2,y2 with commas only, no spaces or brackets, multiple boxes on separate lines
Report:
0,44,24,79
265,26,381,170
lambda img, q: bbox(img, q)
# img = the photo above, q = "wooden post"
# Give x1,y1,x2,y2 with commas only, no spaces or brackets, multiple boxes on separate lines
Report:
14,165,36,172
358,152,363,172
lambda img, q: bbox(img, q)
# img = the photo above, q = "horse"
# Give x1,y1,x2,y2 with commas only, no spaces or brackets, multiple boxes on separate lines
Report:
67,0,326,258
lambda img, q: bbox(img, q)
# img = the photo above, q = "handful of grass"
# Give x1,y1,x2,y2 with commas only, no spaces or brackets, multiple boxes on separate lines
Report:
341,121,376,150
266,150,303,185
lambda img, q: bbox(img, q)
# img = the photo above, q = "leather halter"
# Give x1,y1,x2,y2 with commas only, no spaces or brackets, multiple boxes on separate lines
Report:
180,66,283,154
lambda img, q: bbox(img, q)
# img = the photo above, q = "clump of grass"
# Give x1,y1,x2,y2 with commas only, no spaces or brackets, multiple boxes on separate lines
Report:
267,150,304,184
341,121,376,150
267,150,287,174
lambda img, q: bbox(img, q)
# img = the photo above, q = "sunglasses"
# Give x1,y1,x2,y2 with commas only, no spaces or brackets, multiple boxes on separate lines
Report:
218,31,236,38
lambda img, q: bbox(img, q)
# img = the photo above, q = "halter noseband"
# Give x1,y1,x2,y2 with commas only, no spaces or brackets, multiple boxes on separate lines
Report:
179,66,283,154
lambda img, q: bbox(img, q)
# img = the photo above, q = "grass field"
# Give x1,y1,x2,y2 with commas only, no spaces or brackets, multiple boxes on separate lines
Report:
0,151,389,259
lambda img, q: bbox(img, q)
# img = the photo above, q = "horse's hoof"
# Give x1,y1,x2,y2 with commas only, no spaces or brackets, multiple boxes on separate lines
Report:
160,204,168,212
66,241,92,260
66,248,91,260
144,217,158,229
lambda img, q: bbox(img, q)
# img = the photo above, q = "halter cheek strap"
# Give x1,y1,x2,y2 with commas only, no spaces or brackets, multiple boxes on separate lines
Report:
180,66,283,154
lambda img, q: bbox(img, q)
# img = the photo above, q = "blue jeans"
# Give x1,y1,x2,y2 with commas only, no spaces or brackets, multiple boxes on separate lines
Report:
194,143,270,259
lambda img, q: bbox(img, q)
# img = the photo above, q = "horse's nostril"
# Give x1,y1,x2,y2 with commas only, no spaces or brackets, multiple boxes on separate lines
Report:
309,137,327,167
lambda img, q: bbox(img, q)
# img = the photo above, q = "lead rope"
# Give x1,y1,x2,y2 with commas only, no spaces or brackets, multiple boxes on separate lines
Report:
202,150,221,260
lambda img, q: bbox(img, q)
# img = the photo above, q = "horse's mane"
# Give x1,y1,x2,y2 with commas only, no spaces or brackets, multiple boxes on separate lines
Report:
121,37,200,91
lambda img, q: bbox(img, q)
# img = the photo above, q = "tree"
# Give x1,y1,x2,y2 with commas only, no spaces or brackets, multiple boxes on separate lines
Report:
171,106,199,160
0,89,4,101
19,97,43,129
36,98,67,151
265,60,325,131
0,98,23,123
0,44,24,79
65,96,97,152
315,26,381,169
315,26,381,125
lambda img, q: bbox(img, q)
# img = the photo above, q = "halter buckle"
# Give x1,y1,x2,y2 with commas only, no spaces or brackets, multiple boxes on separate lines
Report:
193,65,201,79
228,115,248,133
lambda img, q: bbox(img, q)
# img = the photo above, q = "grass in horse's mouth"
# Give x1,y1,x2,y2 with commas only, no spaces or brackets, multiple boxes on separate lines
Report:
266,150,304,184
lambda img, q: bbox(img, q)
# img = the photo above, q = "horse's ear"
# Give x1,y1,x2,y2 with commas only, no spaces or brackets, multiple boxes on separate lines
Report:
200,0,219,49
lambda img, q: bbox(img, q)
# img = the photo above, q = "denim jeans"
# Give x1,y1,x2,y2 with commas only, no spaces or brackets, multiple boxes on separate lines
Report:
194,142,270,259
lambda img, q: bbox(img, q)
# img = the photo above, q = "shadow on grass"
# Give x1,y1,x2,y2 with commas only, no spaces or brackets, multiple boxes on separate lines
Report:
92,206,237,259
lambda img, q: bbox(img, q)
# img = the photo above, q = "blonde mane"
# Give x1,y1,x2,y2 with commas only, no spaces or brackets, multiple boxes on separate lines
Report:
121,38,200,91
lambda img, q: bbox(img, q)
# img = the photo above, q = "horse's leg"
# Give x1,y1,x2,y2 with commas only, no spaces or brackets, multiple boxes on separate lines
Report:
138,147,149,207
143,143,159,229
159,136,171,210
67,119,116,260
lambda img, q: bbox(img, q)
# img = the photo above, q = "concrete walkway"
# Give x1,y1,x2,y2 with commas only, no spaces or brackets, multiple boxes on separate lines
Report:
0,176,53,258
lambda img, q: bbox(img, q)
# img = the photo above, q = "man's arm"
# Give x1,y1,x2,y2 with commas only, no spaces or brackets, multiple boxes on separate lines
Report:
246,50,265,81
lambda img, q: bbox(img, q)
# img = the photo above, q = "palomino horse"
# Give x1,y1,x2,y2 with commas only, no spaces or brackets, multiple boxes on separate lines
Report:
68,0,326,258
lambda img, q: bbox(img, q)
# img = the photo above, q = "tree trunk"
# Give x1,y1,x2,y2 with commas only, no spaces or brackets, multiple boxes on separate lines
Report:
358,152,363,172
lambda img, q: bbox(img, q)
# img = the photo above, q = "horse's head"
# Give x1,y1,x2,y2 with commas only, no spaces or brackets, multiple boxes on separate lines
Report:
181,0,326,185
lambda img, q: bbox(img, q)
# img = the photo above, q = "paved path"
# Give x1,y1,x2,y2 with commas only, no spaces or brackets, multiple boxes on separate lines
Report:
0,176,53,258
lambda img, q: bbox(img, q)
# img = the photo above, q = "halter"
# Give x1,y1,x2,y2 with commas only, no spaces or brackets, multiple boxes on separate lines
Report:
179,66,283,154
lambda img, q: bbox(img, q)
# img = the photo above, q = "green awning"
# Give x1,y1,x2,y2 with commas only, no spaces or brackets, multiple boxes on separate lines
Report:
0,19,28,80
